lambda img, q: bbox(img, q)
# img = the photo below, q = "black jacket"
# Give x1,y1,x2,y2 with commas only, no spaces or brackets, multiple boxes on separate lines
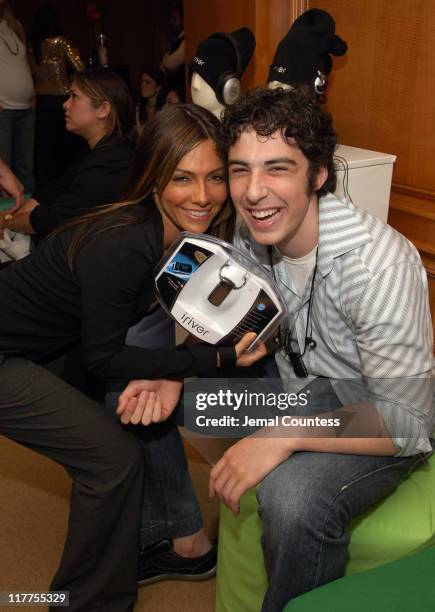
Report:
29,134,134,237
0,203,228,380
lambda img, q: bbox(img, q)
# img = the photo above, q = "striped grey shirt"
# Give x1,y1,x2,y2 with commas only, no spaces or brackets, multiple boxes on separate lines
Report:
235,194,434,456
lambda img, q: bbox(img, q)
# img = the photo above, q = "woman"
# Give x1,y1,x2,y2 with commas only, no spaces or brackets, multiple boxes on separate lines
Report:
29,4,85,187
0,0,35,192
0,68,135,239
136,68,167,131
164,88,182,106
0,104,265,611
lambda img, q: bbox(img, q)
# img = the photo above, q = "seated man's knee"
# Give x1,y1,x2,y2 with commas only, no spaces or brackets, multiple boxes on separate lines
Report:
257,456,333,535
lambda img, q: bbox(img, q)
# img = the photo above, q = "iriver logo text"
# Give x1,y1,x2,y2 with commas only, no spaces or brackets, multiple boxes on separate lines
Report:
180,313,209,336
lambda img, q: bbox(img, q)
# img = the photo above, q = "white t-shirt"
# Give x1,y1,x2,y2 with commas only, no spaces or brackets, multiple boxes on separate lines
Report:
0,20,34,109
278,244,317,297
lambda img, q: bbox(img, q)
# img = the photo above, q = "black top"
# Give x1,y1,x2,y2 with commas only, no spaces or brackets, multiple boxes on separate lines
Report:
29,134,135,238
0,202,229,380
167,34,186,100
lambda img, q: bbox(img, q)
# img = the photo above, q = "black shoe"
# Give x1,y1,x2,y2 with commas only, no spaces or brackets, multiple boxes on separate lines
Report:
137,538,217,586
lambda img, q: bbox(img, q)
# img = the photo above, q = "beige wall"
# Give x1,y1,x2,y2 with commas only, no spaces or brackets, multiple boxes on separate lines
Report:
310,0,435,344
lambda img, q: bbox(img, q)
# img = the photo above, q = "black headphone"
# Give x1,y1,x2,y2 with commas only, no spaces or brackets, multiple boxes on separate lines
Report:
210,32,242,106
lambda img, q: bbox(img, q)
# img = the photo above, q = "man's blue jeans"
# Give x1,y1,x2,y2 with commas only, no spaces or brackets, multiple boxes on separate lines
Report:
109,362,429,607
0,108,35,192
256,377,429,612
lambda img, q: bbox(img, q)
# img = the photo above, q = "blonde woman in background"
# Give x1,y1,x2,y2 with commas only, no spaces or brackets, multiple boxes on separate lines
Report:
0,0,35,192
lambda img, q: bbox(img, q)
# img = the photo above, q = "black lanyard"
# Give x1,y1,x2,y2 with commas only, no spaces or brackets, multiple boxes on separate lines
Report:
268,245,317,377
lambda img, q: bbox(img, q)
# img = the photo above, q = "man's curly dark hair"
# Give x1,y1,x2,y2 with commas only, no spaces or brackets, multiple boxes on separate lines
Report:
220,87,338,197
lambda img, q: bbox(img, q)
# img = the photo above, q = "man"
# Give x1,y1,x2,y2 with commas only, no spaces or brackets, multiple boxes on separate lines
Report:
118,88,433,609
207,87,434,610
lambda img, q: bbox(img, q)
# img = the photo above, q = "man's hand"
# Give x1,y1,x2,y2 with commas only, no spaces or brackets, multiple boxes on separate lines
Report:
116,378,183,425
234,332,268,367
0,159,24,210
209,434,292,515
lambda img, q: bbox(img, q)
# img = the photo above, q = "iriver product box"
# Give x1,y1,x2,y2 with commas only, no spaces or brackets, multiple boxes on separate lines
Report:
154,233,288,350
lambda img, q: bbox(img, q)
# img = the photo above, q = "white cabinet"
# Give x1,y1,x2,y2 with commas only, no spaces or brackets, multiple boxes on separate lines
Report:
334,144,396,222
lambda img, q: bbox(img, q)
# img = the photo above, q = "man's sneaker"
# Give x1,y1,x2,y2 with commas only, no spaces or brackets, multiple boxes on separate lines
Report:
137,538,217,586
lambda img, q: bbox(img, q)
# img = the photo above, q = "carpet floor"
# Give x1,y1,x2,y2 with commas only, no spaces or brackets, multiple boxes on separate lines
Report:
0,435,220,612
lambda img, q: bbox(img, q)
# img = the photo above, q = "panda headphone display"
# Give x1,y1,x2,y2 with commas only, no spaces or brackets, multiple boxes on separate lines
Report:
210,32,242,106
268,9,347,96
189,28,255,109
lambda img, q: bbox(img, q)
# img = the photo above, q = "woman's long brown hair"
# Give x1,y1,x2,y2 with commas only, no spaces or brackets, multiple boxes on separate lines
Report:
59,103,235,268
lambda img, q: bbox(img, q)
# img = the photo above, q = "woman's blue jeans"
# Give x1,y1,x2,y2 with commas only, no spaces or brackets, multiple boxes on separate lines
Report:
0,108,35,192
106,309,202,547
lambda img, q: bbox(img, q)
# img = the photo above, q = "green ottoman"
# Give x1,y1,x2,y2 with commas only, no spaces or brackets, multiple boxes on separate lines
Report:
284,546,435,612
216,454,435,612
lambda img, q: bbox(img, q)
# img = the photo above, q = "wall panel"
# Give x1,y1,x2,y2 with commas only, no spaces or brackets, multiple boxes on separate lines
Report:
184,0,305,92
310,0,435,344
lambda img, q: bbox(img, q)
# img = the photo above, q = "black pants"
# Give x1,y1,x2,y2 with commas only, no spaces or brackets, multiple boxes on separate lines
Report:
0,357,144,611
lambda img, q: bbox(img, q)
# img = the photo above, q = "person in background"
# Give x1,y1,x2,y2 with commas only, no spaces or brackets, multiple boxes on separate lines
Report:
29,3,85,188
160,4,185,101
136,68,167,132
0,69,134,240
0,0,35,192
0,156,23,210
164,88,182,106
0,157,26,264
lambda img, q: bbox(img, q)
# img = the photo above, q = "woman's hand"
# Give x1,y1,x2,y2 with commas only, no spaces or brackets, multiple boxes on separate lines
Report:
0,159,24,211
234,332,268,367
116,378,183,425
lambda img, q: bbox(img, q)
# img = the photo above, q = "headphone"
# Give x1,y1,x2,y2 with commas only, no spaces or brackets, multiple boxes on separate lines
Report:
313,70,328,95
269,67,328,96
210,32,242,106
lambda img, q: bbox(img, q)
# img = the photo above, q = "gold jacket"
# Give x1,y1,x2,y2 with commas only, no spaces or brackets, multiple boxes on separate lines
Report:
30,36,84,96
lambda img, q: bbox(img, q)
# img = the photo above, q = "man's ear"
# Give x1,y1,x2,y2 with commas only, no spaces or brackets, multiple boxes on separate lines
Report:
97,100,111,120
314,165,328,191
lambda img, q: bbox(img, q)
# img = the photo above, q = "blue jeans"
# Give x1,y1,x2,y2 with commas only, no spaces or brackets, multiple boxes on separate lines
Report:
0,108,35,192
103,400,202,548
106,308,202,547
256,377,430,612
